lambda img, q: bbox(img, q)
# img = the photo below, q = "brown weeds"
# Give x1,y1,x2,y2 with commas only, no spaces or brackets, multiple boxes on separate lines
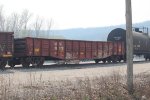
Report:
0,72,150,100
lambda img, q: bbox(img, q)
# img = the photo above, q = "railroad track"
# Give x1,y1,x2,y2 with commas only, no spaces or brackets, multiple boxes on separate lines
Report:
2,60,149,71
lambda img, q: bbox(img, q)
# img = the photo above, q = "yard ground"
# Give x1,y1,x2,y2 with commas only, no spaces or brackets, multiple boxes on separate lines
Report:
0,60,150,85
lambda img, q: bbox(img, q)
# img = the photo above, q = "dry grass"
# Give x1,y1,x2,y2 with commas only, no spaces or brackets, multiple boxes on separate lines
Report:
0,71,150,100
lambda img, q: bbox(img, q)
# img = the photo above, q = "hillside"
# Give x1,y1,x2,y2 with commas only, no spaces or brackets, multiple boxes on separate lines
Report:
49,20,150,41
18,21,150,41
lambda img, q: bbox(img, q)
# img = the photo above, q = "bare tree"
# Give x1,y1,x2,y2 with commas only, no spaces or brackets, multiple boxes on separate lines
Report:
20,9,32,30
33,16,43,37
19,10,32,37
7,10,32,37
46,18,53,38
0,6,54,38
4,17,11,31
9,13,19,32
0,5,5,31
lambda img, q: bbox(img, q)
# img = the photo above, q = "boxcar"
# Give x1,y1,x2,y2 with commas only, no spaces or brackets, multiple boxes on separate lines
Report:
0,32,13,69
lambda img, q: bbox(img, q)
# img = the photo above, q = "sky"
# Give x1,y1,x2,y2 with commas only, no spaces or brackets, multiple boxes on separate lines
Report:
0,0,150,30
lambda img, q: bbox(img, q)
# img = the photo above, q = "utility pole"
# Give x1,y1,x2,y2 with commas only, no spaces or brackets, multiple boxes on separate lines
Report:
125,0,133,94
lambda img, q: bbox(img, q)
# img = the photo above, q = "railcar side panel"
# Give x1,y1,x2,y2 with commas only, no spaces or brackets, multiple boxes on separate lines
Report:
26,38,34,56
97,42,103,58
14,37,125,63
79,41,85,59
0,32,13,58
58,40,65,59
14,38,33,57
118,42,122,55
49,40,58,58
113,42,118,55
41,39,49,56
65,40,72,59
108,42,113,56
33,38,41,56
72,41,79,59
85,42,92,59
14,39,26,57
103,42,109,58
92,42,97,58
121,42,125,55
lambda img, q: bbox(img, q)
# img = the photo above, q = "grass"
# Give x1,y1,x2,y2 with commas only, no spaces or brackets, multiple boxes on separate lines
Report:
0,71,150,100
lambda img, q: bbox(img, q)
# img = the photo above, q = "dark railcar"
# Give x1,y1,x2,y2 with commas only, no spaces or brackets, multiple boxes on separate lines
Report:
107,28,150,60
0,32,13,68
14,37,33,57
11,37,34,67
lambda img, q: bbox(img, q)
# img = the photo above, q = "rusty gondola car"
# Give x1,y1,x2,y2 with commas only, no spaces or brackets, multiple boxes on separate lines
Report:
9,37,125,67
0,32,13,69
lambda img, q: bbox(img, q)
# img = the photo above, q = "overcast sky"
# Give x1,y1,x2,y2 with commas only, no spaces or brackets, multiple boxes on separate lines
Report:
1,0,150,29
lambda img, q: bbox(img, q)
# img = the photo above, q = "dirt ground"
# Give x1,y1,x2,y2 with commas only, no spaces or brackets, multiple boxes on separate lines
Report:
0,60,150,85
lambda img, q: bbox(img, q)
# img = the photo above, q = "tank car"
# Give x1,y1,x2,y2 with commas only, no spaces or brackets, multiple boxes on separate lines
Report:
107,28,150,60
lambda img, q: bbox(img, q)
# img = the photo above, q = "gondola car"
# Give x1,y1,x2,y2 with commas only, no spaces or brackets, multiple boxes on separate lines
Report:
8,37,124,67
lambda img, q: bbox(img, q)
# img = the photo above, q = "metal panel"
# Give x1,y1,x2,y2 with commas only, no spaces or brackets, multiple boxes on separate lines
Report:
97,42,103,58
0,32,13,58
92,42,97,58
65,40,72,59
14,39,26,57
33,38,41,56
72,41,79,59
41,39,49,56
113,42,118,55
14,37,33,57
58,40,65,59
49,40,58,58
122,42,125,55
79,41,85,59
85,42,92,59
108,42,113,56
103,42,109,58
118,42,122,55
26,38,34,56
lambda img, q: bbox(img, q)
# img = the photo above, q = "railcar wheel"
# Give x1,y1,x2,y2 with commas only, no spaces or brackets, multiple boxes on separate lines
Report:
112,56,118,63
102,60,106,63
38,57,45,67
21,58,30,68
0,59,7,70
107,60,111,63
117,56,121,62
145,57,148,61
8,61,15,68
95,60,99,64
31,57,44,67
123,59,126,63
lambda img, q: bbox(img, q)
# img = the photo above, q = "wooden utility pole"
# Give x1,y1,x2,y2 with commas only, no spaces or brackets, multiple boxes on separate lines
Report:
125,0,133,94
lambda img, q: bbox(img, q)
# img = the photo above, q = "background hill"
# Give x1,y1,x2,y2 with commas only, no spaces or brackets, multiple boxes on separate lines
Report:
49,21,150,41
19,21,150,41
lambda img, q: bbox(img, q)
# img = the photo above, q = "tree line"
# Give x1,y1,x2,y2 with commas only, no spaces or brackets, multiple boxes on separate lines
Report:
0,5,62,39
